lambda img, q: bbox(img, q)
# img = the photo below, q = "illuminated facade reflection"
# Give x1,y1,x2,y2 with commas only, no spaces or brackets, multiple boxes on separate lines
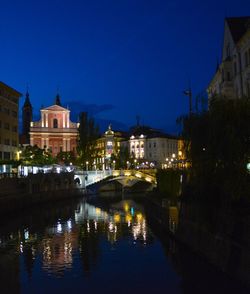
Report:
1,200,150,278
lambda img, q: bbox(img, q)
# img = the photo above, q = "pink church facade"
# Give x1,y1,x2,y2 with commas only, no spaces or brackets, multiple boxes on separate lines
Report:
30,104,78,156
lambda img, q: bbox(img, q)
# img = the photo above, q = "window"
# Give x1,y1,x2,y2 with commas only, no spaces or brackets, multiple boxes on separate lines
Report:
12,126,17,132
227,72,231,81
12,140,17,147
3,152,10,160
4,123,10,130
12,110,17,118
3,107,9,115
149,143,151,148
153,142,156,148
53,118,58,128
4,138,10,145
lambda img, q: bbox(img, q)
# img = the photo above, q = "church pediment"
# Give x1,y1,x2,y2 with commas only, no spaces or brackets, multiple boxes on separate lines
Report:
42,104,69,112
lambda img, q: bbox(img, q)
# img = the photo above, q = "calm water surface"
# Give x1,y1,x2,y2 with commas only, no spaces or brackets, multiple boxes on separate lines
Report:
0,196,248,294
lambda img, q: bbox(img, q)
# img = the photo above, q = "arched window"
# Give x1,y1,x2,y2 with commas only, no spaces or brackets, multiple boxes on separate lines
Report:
53,118,58,128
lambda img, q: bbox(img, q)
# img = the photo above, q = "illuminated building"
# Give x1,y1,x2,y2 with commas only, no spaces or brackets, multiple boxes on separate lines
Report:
0,81,22,160
207,17,250,100
129,125,180,168
95,124,127,169
30,95,78,156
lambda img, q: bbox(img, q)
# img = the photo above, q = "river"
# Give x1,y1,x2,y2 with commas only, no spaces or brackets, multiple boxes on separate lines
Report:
0,195,248,294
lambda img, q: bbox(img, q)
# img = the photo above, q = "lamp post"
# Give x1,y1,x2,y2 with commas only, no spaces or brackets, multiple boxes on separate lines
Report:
126,161,129,170
166,158,169,169
178,151,183,169
183,88,192,116
86,161,89,172
113,160,116,170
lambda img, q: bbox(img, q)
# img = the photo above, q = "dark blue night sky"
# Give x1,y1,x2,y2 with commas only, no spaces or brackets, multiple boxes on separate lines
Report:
1,0,250,133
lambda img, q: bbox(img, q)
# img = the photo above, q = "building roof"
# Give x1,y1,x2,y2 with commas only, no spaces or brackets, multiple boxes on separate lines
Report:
0,81,22,97
226,16,250,44
42,104,69,112
129,125,178,139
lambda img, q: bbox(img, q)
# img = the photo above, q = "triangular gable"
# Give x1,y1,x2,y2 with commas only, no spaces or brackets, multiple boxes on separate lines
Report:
42,104,69,111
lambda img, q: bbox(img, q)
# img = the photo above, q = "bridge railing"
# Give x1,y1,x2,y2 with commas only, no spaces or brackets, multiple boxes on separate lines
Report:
112,169,156,184
74,170,112,187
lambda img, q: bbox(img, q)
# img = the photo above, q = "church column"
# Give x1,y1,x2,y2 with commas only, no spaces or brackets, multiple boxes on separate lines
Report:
45,113,48,127
63,138,67,151
45,138,49,150
41,112,44,127
41,137,45,149
63,112,65,128
67,138,71,151
67,112,69,128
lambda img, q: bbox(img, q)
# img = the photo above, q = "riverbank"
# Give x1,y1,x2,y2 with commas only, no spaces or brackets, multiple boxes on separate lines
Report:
0,173,85,216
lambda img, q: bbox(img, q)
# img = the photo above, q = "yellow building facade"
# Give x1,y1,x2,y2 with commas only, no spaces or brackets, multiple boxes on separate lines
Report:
0,81,21,160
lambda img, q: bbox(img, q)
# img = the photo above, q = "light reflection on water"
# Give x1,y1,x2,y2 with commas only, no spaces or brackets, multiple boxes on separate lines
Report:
36,201,149,276
1,199,181,294
0,198,248,294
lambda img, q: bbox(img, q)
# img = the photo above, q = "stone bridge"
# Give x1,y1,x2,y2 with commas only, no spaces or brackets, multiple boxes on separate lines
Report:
98,170,157,193
73,169,157,192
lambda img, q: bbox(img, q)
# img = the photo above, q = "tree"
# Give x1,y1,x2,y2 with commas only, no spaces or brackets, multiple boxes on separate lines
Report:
179,96,250,204
56,151,76,165
21,145,55,166
77,112,99,168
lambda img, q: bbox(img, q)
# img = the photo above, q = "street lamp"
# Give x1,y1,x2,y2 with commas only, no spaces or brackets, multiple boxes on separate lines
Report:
17,150,22,161
86,161,89,172
113,160,116,170
126,161,129,169
183,88,192,116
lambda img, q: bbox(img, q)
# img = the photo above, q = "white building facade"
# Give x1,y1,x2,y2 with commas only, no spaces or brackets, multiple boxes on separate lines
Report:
208,17,250,100
128,127,180,168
